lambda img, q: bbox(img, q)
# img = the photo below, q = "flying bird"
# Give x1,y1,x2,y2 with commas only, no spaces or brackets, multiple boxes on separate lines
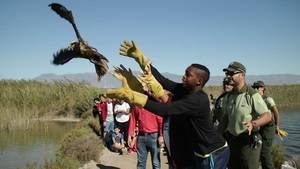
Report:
49,3,108,81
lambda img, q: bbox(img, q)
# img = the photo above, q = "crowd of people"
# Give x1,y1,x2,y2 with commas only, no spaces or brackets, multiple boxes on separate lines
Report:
92,94,166,168
92,40,285,169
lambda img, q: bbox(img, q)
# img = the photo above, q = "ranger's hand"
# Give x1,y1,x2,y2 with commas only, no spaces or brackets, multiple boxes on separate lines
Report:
243,121,254,135
277,128,288,140
119,40,151,71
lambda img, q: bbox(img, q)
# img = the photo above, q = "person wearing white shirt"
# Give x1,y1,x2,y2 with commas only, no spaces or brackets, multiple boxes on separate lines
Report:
114,99,131,145
104,98,114,138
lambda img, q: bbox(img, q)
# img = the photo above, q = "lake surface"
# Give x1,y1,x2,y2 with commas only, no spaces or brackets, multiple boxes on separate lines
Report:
274,111,300,159
0,112,299,169
0,121,77,169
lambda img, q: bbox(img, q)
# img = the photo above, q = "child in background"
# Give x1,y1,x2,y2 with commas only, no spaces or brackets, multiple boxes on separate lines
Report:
111,127,126,154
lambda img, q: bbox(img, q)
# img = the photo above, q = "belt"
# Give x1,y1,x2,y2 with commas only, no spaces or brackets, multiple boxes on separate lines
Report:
138,132,158,136
227,131,259,139
194,142,228,158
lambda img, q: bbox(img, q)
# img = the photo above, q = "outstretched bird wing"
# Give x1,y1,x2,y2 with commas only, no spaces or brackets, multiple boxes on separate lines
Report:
48,3,74,25
49,3,83,41
52,47,77,65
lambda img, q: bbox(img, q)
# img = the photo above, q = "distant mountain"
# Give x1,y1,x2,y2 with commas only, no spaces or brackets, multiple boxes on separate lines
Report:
34,72,300,88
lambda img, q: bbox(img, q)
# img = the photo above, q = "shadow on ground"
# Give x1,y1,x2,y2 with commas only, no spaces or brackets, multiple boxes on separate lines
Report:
97,164,120,169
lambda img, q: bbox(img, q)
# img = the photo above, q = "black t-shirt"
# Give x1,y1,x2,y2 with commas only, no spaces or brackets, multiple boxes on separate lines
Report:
144,65,226,167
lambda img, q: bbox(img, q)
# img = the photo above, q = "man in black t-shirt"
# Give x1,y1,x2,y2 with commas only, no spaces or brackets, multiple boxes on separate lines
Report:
105,40,229,169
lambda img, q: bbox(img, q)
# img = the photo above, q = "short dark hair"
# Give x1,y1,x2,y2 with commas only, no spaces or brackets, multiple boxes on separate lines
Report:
191,63,210,85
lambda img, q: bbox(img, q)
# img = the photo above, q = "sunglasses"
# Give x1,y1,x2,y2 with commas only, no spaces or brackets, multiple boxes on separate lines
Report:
253,86,264,89
224,83,234,86
225,71,241,76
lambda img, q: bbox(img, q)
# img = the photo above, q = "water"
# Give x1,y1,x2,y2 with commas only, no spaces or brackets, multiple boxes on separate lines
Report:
0,121,77,169
274,111,300,159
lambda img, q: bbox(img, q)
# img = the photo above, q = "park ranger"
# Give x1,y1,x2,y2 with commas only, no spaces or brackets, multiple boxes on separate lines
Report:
252,80,281,169
219,61,272,169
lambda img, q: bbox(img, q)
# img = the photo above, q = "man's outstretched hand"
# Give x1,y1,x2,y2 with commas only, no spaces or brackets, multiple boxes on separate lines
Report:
113,64,144,93
119,40,151,71
139,64,165,98
119,40,141,59
105,69,148,107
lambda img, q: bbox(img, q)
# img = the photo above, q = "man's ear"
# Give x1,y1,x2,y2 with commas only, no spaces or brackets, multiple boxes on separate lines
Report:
197,77,203,86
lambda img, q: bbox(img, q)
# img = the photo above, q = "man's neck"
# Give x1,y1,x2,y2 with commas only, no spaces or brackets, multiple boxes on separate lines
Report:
191,86,203,93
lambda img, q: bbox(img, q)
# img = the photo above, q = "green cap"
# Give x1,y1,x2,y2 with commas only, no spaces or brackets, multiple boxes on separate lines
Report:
252,80,265,88
223,61,246,73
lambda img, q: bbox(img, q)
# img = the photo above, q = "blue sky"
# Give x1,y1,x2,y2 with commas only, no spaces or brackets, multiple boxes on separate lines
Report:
0,0,299,80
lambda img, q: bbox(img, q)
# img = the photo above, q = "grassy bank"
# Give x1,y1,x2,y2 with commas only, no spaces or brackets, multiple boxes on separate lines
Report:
0,80,101,130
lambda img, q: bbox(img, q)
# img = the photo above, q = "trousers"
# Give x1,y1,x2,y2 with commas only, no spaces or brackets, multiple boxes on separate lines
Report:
260,121,275,169
226,132,262,169
137,132,160,169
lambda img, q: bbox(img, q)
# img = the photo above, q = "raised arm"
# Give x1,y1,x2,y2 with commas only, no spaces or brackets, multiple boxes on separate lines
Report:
266,97,280,133
119,40,151,71
145,92,210,117
150,65,179,93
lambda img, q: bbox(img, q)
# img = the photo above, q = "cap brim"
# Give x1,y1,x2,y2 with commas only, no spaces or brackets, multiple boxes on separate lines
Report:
223,67,236,72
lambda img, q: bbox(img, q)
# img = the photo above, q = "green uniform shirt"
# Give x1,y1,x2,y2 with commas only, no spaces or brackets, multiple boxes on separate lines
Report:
222,85,269,136
263,96,276,110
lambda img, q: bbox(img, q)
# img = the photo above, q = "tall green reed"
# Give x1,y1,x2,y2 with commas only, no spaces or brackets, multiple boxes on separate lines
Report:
0,80,102,130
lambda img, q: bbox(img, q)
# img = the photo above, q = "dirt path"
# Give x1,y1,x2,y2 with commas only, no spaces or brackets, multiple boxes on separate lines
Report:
98,148,169,169
80,147,169,169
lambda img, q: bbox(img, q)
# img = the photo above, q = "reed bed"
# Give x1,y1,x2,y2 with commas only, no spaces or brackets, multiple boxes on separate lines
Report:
1,79,299,130
0,80,101,130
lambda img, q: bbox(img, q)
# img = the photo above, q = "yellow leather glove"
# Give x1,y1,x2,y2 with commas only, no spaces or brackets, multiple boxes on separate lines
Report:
114,64,144,93
106,70,148,107
277,129,288,140
119,40,151,71
139,64,165,98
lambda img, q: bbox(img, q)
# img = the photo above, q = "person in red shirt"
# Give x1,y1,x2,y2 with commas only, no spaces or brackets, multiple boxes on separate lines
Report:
95,94,107,138
128,106,163,169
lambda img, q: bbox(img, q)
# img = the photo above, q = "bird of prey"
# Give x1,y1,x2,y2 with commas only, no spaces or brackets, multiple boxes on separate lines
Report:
49,3,108,81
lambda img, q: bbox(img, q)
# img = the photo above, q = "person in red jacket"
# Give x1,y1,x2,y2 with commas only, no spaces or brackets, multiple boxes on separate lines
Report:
95,94,107,138
128,106,163,169
102,97,115,138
